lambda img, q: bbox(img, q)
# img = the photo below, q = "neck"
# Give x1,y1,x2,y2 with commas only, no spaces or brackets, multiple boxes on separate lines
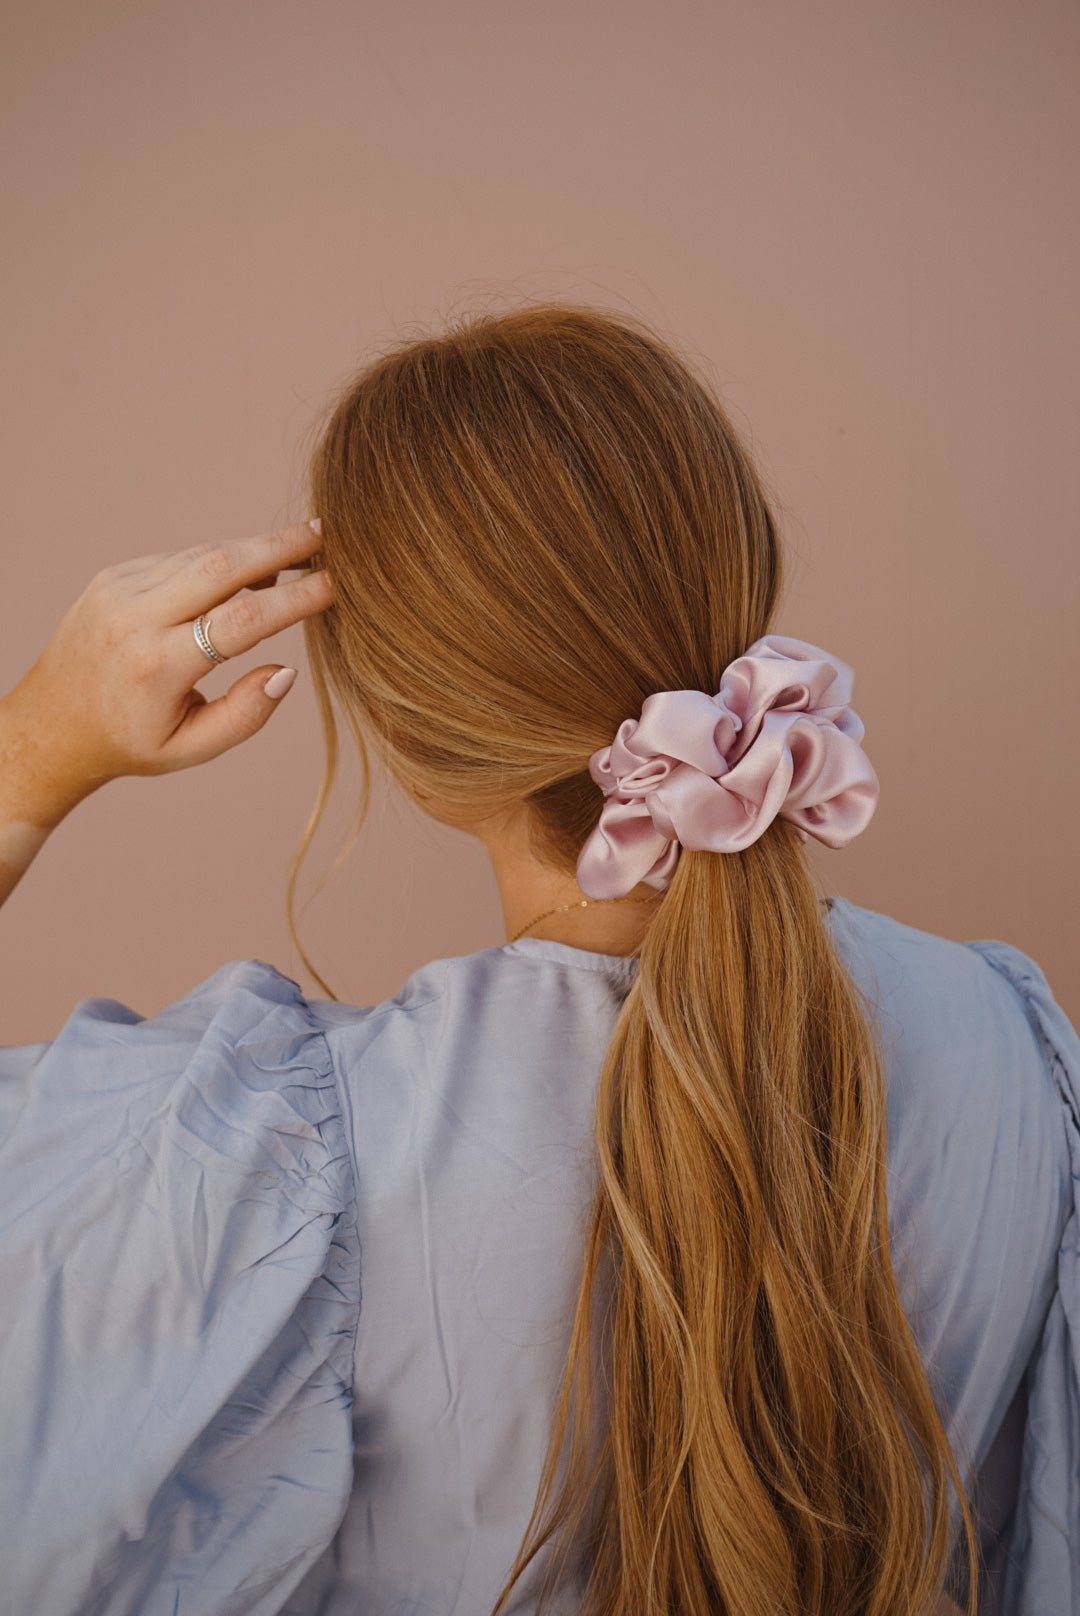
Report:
482,826,664,957
416,793,829,957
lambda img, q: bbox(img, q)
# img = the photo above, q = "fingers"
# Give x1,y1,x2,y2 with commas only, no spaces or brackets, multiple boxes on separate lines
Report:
183,568,334,669
158,521,325,623
165,664,299,769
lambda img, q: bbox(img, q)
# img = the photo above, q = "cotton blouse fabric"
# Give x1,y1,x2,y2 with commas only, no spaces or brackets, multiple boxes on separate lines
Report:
0,897,1076,1616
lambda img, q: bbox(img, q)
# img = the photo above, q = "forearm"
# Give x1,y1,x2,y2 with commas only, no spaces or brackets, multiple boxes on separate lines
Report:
0,683,103,908
0,821,52,907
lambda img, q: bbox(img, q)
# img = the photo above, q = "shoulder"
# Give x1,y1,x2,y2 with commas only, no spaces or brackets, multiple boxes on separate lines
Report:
825,897,1075,1216
826,896,1077,1121
828,899,1077,1475
10,954,331,1064
0,953,362,1285
826,896,1021,1033
304,938,637,1088
3,958,356,1206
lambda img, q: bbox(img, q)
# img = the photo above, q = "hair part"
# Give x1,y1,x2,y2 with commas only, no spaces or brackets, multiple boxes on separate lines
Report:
288,299,978,1614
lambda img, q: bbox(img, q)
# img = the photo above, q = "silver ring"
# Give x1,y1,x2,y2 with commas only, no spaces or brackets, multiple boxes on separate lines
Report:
193,613,226,665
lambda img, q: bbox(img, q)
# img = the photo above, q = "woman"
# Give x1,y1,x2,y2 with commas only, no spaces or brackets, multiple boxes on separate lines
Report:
0,303,1075,1616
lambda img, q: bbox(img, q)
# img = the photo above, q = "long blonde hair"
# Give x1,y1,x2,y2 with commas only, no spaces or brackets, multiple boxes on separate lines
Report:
289,301,978,1614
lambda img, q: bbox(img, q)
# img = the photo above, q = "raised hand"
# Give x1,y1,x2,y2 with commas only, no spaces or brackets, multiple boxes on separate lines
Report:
0,519,333,835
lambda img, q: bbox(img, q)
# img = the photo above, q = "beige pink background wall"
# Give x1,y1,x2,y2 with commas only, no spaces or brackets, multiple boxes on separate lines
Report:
1,0,1077,1041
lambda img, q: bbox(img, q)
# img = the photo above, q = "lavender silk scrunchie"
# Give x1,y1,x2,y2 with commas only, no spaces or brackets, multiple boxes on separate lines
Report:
575,635,880,901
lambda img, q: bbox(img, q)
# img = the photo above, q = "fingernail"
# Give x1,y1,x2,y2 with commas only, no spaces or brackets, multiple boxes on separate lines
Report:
308,517,322,536
264,667,298,699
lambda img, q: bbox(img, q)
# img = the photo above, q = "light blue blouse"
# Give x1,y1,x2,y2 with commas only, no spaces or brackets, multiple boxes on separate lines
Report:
0,896,1076,1615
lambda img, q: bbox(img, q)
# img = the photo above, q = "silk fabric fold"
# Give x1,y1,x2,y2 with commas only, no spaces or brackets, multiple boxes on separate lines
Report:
576,635,880,900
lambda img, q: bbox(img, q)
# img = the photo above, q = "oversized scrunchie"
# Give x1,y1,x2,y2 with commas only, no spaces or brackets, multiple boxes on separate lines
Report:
575,634,880,900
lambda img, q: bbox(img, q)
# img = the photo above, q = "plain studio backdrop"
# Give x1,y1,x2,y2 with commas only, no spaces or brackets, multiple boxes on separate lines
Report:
0,0,1076,1040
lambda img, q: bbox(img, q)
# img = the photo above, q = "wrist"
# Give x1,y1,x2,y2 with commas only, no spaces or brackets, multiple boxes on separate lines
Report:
0,683,109,832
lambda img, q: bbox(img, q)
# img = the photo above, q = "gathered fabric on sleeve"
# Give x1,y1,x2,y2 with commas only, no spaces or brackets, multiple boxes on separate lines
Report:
960,939,1080,1616
0,959,361,1616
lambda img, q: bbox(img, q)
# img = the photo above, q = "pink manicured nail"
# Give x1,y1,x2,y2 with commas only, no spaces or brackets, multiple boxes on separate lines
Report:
264,667,298,700
308,517,322,536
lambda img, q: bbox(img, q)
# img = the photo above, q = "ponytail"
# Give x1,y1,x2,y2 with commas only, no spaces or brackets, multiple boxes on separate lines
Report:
495,824,976,1614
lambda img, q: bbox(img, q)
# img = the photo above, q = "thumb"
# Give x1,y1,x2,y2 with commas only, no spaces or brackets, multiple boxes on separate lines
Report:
166,665,299,769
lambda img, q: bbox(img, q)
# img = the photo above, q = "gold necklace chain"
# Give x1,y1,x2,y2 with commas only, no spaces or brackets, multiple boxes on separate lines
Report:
508,890,832,945
507,893,661,945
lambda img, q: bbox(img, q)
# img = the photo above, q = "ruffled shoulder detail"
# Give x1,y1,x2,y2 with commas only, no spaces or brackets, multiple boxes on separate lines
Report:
0,959,360,1616
962,938,1080,1614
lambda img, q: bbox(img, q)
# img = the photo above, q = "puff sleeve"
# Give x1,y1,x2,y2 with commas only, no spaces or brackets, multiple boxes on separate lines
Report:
0,960,361,1616
962,939,1080,1615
